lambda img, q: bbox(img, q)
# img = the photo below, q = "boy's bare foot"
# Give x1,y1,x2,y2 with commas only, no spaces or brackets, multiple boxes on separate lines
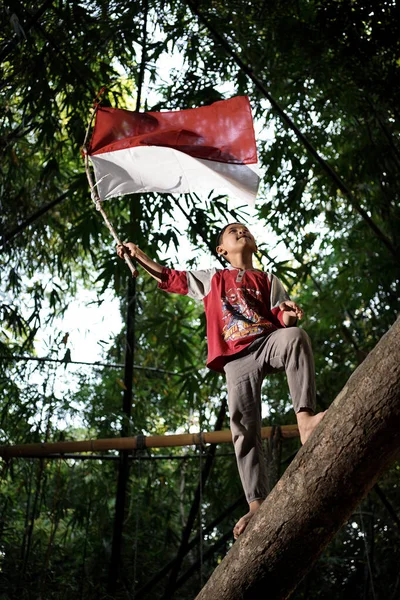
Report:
233,499,264,540
296,410,326,444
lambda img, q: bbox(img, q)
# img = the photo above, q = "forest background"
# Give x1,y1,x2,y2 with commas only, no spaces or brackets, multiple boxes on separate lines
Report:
1,1,399,599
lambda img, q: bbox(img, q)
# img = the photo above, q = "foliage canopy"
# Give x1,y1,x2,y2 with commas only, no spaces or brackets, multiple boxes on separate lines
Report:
1,1,399,598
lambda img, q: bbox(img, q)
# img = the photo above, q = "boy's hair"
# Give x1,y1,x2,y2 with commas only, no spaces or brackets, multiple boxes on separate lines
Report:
215,222,247,248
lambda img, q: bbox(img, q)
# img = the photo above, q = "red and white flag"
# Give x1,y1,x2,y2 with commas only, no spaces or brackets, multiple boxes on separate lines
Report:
87,96,260,204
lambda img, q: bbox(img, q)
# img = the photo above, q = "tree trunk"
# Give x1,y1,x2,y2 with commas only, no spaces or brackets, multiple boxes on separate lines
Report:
265,425,282,494
195,317,400,600
107,255,136,595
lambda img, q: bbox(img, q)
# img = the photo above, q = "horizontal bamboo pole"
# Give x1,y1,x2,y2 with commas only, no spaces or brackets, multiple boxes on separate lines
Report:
0,425,299,459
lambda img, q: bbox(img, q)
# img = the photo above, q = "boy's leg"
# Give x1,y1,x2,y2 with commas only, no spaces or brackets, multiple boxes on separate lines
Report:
255,327,325,443
224,328,324,539
224,351,268,538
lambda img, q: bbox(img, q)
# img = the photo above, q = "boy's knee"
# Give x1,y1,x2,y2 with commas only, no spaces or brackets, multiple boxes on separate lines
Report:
283,326,309,344
295,327,311,344
281,327,312,357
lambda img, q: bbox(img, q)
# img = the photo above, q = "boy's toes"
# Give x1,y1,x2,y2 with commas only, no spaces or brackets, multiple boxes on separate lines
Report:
233,512,255,540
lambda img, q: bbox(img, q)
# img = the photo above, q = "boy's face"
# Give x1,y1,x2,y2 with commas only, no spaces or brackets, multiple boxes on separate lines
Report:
216,223,257,261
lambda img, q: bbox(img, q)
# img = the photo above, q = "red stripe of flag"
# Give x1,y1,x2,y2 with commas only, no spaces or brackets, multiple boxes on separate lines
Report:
87,96,259,203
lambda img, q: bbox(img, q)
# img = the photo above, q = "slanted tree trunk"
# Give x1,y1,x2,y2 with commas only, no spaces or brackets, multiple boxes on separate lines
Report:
195,317,400,600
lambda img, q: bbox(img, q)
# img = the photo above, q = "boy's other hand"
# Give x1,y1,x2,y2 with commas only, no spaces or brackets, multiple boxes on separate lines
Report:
117,242,138,259
279,301,304,320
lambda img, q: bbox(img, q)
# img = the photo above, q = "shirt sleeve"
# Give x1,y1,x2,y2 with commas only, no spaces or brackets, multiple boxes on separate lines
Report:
269,274,291,327
158,267,219,301
158,267,188,295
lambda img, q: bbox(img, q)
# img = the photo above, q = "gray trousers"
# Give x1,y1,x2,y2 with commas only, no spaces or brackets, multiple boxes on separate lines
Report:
223,327,316,503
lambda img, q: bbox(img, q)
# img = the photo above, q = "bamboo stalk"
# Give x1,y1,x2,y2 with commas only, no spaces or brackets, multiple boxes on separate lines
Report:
0,425,299,459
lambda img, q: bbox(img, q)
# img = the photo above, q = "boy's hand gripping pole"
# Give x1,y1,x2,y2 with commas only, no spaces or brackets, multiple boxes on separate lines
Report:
82,102,138,278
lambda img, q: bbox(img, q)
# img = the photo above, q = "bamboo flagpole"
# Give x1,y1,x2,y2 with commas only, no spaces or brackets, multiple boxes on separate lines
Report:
0,425,299,460
81,90,138,277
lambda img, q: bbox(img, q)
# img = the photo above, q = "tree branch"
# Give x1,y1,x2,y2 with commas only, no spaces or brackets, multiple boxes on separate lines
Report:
195,317,400,600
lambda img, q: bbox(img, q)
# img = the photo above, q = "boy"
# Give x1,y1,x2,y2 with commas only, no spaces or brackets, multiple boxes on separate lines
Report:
117,223,325,539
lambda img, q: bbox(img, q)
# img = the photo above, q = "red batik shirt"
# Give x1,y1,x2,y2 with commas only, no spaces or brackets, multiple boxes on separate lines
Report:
158,265,290,372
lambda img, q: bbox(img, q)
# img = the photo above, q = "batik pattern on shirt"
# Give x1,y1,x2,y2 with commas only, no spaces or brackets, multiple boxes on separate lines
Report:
158,265,290,372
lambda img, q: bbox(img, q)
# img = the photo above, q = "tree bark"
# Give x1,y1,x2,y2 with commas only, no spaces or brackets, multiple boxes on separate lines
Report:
195,317,400,600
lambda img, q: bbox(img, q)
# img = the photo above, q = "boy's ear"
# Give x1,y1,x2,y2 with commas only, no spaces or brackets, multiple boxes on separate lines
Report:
216,244,227,256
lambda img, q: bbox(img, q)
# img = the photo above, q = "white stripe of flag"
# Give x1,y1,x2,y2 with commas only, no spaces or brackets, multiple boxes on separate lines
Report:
88,96,260,204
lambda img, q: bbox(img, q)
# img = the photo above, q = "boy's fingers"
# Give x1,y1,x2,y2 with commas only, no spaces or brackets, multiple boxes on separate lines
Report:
117,244,129,259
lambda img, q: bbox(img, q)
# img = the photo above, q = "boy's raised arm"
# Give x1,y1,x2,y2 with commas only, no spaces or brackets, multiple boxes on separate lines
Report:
117,243,164,283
